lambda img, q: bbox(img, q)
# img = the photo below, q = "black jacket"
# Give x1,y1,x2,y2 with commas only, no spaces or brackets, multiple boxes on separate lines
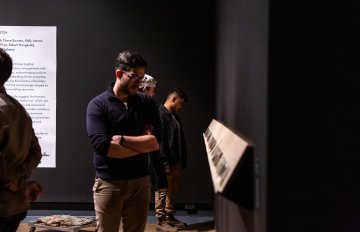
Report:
159,104,187,168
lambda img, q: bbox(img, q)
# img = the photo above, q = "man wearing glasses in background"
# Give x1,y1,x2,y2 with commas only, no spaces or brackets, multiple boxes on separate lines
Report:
86,50,162,232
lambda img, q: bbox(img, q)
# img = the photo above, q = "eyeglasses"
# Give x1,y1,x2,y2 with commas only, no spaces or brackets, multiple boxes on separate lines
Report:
122,70,144,80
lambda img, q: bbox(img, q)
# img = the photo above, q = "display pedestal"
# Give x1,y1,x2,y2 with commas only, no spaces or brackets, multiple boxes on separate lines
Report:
203,119,255,231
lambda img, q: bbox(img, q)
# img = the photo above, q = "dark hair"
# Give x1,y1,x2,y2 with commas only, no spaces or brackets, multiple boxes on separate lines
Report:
168,88,189,102
115,50,147,71
0,48,12,86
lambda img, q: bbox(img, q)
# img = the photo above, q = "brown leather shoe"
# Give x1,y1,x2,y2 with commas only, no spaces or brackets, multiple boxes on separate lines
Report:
156,220,178,232
166,215,187,229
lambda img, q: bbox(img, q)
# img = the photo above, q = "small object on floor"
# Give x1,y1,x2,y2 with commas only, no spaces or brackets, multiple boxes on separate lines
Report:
27,215,96,232
36,215,95,227
156,219,178,232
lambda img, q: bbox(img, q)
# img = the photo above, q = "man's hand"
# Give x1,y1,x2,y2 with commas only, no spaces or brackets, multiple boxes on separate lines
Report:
24,181,43,202
167,164,183,175
112,135,122,144
4,180,19,192
144,125,153,135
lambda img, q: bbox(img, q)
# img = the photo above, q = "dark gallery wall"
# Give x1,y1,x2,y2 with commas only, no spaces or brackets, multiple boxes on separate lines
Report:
216,0,268,231
0,0,216,205
268,1,360,231
216,0,360,232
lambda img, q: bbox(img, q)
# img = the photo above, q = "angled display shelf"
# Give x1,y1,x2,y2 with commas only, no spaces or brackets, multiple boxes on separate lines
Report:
203,119,254,210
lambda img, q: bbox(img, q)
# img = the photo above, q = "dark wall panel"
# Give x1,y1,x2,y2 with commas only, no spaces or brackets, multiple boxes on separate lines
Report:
216,0,268,231
268,1,360,231
0,0,215,204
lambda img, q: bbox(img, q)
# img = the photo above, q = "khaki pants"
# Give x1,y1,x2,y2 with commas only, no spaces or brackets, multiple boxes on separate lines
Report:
155,164,182,220
93,176,151,232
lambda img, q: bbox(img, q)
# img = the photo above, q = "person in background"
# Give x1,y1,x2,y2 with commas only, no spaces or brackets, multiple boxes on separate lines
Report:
138,75,175,232
156,88,189,231
86,50,162,232
0,48,43,232
138,74,157,97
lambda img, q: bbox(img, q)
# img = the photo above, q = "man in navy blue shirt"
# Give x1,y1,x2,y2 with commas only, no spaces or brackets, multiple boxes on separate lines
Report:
86,50,162,232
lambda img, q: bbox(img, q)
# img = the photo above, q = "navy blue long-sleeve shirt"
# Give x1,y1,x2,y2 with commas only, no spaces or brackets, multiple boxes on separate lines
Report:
86,83,162,180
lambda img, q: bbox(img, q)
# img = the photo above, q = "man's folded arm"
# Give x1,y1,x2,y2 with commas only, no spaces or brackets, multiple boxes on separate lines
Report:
108,134,159,158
